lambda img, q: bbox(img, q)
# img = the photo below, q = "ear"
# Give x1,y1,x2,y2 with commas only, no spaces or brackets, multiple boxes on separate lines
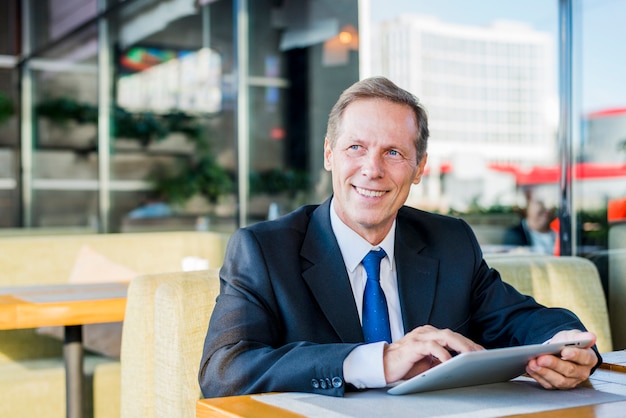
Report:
323,137,333,171
413,153,428,185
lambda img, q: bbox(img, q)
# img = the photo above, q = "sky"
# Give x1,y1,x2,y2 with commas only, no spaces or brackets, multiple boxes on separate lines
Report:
367,0,626,114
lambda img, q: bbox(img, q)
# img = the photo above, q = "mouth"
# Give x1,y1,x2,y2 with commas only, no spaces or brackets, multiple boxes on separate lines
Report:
355,186,386,198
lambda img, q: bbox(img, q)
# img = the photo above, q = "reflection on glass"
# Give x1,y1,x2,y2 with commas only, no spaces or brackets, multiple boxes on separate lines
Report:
367,0,559,253
578,0,626,350
118,47,222,114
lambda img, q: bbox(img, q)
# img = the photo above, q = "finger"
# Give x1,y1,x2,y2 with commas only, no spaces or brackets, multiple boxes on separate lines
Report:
526,360,557,390
527,361,580,390
528,353,591,389
550,330,596,348
537,350,594,381
409,326,484,354
560,346,597,368
384,330,477,383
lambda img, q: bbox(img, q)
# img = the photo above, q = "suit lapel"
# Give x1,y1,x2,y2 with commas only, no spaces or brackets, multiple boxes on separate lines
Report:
395,216,439,333
300,200,364,343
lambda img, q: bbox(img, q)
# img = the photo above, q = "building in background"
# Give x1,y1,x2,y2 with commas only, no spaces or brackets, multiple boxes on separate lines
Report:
373,15,557,212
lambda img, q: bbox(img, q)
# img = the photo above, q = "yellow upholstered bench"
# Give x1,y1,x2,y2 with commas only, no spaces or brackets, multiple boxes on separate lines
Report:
486,254,612,353
0,231,229,418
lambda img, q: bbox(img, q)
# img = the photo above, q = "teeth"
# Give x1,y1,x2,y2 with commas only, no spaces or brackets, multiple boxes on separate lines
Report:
356,187,385,197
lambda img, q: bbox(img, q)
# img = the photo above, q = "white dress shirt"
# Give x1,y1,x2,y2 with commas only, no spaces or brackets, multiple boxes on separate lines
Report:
329,199,403,388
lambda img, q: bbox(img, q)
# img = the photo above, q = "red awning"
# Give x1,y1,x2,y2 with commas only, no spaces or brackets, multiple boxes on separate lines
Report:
488,162,626,186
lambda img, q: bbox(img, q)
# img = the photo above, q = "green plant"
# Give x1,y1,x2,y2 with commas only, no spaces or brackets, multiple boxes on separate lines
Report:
152,153,234,205
579,208,609,249
0,91,14,124
37,98,203,146
249,168,309,197
37,96,232,206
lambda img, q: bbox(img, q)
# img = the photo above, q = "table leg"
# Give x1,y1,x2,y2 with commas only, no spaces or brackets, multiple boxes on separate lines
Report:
64,325,84,418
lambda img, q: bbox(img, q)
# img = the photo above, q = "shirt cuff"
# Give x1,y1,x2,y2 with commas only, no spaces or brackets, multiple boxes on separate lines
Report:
343,342,387,389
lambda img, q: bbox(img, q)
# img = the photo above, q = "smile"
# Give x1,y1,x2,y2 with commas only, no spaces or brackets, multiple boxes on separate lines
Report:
355,186,386,197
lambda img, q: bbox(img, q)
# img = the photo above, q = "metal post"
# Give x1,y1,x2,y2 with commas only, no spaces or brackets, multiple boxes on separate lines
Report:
558,0,577,256
64,325,84,418
202,1,211,49
98,0,112,233
19,0,33,227
235,0,250,228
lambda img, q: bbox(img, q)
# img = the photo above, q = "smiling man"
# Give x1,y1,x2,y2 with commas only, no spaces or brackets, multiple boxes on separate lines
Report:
199,76,600,398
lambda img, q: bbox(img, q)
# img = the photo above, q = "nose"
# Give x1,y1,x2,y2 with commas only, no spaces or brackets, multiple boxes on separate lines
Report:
361,152,384,178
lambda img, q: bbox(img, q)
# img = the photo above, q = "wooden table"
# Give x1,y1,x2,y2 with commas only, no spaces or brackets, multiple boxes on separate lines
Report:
0,282,127,418
197,351,626,418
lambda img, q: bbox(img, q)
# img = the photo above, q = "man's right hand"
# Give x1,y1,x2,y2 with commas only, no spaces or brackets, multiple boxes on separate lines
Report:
383,325,484,384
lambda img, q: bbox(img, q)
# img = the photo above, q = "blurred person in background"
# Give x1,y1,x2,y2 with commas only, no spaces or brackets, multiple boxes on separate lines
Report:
503,197,557,254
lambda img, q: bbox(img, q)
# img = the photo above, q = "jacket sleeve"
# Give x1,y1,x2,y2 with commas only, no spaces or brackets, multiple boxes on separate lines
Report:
198,228,360,398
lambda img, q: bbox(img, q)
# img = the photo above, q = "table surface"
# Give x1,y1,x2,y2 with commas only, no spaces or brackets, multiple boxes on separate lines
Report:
197,351,626,418
0,282,128,330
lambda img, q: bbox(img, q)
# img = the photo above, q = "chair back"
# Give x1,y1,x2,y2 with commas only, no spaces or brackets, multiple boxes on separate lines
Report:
120,269,220,418
486,254,612,353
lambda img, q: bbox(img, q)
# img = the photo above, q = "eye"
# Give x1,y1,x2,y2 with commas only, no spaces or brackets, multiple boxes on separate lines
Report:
387,149,404,159
345,144,365,156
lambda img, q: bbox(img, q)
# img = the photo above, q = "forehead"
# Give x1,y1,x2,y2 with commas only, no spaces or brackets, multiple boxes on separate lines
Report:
338,99,418,139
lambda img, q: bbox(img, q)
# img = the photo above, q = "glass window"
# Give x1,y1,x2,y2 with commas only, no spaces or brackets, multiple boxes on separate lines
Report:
578,0,626,349
22,3,100,228
244,0,359,225
108,0,236,232
366,0,559,254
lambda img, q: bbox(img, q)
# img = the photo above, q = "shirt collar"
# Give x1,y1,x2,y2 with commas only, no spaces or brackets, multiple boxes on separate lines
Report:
329,198,396,273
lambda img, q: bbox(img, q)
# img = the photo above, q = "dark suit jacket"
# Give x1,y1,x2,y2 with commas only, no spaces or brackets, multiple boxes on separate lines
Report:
199,199,588,397
503,222,532,247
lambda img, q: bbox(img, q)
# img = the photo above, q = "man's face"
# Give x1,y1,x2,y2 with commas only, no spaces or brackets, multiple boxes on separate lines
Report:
324,98,427,244
526,200,554,232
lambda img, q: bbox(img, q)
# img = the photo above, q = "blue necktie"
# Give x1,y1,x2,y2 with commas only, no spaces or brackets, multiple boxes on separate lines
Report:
362,249,391,343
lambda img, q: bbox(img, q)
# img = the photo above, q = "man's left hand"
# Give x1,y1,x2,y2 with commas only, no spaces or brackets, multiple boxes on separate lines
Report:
525,330,598,390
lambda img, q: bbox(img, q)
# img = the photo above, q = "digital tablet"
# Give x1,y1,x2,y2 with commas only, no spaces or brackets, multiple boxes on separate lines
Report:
387,339,592,395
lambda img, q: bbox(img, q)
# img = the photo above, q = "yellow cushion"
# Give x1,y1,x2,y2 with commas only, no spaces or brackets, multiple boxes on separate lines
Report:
36,246,136,359
120,269,219,418
94,361,121,418
486,254,612,353
0,231,230,286
153,270,220,418
0,355,113,418
0,329,63,363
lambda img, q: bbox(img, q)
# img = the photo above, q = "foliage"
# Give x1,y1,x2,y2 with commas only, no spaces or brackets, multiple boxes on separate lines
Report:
448,203,517,217
37,97,232,205
36,97,97,124
151,153,234,205
249,168,309,197
36,97,312,207
36,98,203,145
579,208,609,248
0,91,15,125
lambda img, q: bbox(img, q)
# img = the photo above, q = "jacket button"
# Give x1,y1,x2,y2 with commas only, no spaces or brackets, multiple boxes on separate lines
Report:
320,379,328,389
325,378,332,388
311,379,319,389
332,377,343,388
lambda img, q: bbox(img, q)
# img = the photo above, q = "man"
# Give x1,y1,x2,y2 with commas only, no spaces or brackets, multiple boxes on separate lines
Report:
504,197,557,254
199,76,600,398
